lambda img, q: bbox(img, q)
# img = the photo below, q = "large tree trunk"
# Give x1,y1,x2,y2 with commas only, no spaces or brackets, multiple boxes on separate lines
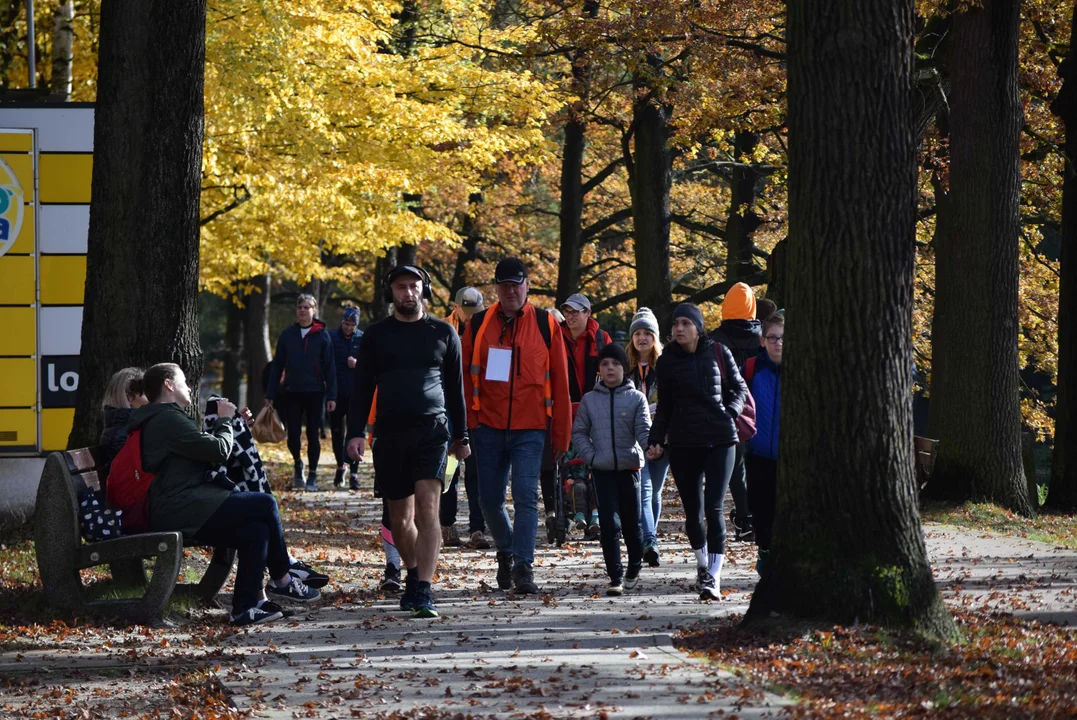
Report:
725,131,766,282
221,295,243,403
369,249,398,321
630,59,673,328
1048,5,1077,511
69,0,208,448
243,273,272,412
49,1,74,99
745,0,954,638
927,0,1032,515
765,237,787,310
450,192,484,297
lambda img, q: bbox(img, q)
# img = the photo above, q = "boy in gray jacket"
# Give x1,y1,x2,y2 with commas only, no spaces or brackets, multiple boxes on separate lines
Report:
571,343,651,595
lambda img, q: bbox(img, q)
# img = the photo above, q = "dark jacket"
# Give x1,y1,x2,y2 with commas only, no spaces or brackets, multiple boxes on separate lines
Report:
267,319,337,401
561,318,611,403
127,402,234,537
747,350,781,460
710,319,762,371
648,337,747,449
331,326,363,398
99,406,133,471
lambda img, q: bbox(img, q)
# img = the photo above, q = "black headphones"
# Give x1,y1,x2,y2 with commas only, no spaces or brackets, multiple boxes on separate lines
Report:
382,264,434,304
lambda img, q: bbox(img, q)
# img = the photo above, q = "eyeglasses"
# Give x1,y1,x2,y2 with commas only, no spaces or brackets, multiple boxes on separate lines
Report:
765,335,784,345
562,307,583,317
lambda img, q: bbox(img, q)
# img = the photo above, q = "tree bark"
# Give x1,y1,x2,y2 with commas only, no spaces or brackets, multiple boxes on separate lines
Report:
630,58,674,329
68,0,207,448
243,273,272,412
927,0,1032,515
49,1,74,99
369,249,398,321
221,295,243,403
745,0,954,638
765,237,787,310
450,192,484,298
1048,4,1077,510
725,131,766,282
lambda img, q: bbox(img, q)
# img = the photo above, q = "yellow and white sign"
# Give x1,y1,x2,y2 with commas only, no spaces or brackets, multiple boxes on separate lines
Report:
0,104,93,455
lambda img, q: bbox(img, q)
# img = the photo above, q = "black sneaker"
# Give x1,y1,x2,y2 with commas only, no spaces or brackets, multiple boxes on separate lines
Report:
306,469,318,492
412,586,438,619
267,576,321,603
512,563,539,595
333,466,345,488
643,544,660,568
584,520,601,542
257,599,295,619
349,473,361,491
400,574,418,611
697,568,719,601
288,560,329,589
495,551,513,590
231,606,283,627
293,461,306,490
606,578,624,596
625,561,642,590
381,563,402,592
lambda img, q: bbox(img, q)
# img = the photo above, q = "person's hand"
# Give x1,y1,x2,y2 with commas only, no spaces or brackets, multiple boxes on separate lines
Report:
217,399,237,419
646,444,664,460
347,356,357,369
327,401,337,413
239,407,254,424
450,441,471,461
264,398,274,407
553,449,566,463
347,437,366,462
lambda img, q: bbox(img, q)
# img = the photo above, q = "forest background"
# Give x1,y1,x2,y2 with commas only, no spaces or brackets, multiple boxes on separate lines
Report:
0,0,1068,467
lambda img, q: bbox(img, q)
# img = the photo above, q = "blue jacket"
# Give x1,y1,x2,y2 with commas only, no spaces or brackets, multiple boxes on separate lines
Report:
747,350,781,460
267,319,337,401
330,326,363,397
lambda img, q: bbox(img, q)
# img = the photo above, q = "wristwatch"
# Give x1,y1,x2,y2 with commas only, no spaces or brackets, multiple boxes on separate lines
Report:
458,438,469,446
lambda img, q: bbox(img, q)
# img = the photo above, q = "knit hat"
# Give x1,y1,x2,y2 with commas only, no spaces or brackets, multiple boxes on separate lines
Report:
672,303,706,335
721,282,757,321
342,307,361,323
629,307,660,338
756,298,778,323
597,341,630,371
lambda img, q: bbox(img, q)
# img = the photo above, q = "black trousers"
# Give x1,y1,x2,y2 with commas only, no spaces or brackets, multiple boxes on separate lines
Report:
668,444,736,553
591,468,644,581
745,454,778,551
439,455,485,532
329,392,357,469
729,442,751,525
285,391,325,468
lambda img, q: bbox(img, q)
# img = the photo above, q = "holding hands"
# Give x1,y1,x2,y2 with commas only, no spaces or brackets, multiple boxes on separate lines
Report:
646,444,664,461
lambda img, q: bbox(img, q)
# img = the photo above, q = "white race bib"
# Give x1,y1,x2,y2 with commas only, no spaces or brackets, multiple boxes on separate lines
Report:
485,347,512,382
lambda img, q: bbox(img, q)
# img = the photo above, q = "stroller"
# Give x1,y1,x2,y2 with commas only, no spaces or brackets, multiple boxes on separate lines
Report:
546,444,593,547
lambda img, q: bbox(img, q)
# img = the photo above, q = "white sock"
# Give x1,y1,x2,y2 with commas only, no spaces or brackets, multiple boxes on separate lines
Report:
383,536,402,568
708,553,724,581
693,546,708,567
287,553,297,566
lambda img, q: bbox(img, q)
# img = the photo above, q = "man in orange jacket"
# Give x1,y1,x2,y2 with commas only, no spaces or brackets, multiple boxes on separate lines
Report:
462,257,572,594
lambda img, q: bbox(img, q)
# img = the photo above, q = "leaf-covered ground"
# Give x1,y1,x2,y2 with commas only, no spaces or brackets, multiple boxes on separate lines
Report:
923,501,1077,551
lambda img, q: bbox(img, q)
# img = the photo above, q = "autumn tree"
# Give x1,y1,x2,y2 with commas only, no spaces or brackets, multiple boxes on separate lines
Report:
69,0,208,446
745,0,954,636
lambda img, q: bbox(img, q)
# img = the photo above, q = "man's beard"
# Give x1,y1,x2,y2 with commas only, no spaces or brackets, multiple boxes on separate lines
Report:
396,300,420,316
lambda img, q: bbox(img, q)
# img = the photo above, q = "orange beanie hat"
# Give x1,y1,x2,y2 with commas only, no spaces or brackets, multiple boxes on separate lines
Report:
721,282,757,321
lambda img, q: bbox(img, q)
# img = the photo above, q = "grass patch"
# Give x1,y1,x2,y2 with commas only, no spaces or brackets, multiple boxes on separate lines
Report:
922,501,1077,550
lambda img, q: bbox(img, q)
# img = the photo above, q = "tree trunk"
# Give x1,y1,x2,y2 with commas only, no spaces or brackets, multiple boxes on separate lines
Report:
450,192,484,297
243,273,272,412
69,0,207,448
369,249,398,321
927,0,1032,515
1048,4,1077,510
725,131,766,282
49,1,74,99
765,237,787,310
745,0,954,638
630,59,673,328
221,295,243,403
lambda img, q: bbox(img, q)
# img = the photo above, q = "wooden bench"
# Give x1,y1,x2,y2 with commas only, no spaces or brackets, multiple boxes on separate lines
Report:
34,447,235,624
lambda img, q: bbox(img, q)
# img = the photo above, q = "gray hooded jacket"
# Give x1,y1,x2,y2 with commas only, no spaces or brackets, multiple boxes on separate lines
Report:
572,378,651,472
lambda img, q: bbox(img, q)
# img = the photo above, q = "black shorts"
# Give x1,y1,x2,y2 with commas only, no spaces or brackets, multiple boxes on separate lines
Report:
372,416,451,501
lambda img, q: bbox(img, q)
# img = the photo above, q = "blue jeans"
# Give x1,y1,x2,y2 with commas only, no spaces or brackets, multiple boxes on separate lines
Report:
472,424,546,566
639,454,671,546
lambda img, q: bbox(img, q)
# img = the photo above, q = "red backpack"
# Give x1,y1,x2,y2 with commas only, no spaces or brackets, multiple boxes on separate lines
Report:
105,427,154,533
713,345,757,443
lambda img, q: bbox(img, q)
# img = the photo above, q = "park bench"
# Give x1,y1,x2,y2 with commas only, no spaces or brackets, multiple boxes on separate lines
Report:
34,446,235,624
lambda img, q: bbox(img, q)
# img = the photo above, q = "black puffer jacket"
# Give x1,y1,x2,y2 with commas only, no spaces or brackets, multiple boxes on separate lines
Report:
710,319,762,371
98,405,133,472
648,337,747,448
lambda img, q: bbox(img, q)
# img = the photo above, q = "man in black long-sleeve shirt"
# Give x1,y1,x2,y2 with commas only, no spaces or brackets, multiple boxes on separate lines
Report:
346,265,470,619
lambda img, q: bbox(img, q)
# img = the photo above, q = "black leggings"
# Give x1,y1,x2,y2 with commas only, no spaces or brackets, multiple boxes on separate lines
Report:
329,393,356,469
668,444,736,553
745,454,778,551
286,391,325,468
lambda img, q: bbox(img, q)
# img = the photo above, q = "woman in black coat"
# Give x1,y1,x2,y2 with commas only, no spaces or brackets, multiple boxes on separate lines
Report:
98,367,149,473
646,303,748,600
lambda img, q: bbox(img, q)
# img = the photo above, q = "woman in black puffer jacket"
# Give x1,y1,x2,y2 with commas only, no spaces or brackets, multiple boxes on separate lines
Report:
98,367,148,473
647,303,747,601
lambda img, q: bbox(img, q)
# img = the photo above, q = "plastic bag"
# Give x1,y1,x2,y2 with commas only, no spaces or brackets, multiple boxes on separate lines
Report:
251,405,286,444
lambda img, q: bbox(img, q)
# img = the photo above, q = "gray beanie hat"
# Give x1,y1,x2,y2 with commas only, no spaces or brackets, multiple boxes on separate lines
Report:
629,307,660,338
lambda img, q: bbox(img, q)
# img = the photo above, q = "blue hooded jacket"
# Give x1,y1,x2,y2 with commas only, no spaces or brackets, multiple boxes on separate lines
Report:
267,319,337,401
747,349,781,460
331,325,363,397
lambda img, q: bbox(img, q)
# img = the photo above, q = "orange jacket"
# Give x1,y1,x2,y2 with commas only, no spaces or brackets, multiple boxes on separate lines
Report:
461,302,572,452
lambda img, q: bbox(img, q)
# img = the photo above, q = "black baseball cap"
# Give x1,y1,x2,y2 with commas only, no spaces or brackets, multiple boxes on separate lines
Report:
495,257,529,285
385,265,425,284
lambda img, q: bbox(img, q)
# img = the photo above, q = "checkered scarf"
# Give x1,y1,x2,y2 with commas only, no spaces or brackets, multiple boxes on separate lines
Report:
203,395,272,494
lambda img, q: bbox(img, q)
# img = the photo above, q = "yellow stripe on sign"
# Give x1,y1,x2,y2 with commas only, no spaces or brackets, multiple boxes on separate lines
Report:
0,307,36,355
8,202,35,255
41,408,74,451
40,255,87,306
0,152,34,202
39,154,92,204
0,357,36,407
0,133,33,152
0,255,35,304
0,409,37,447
